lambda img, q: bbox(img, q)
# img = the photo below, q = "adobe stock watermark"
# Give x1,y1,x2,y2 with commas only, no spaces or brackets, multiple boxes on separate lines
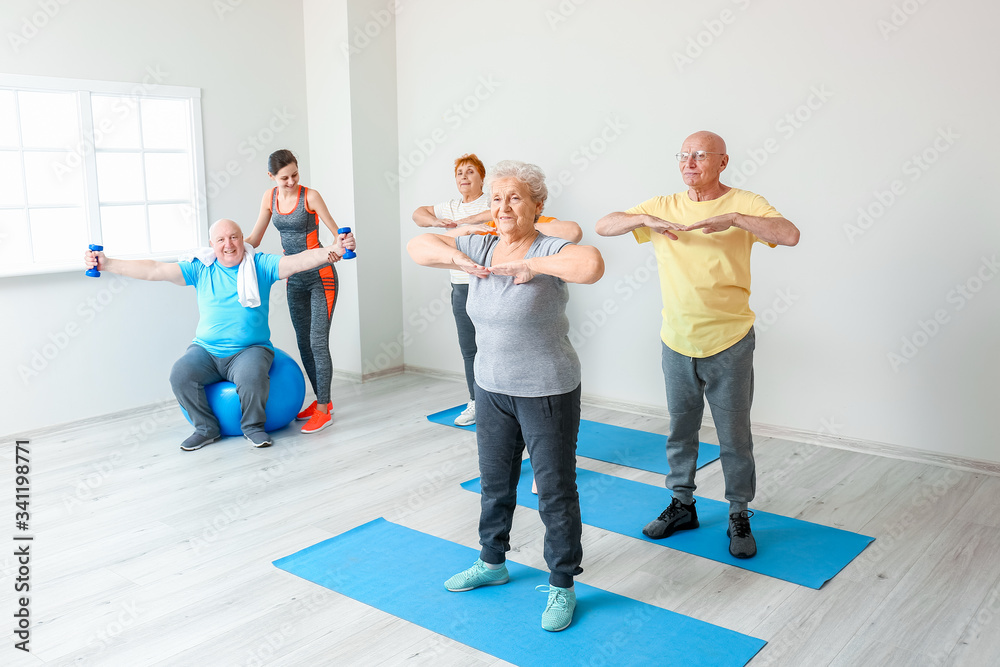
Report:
53,65,170,181
17,273,132,385
340,0,404,59
844,126,958,244
568,253,656,350
755,416,843,505
384,75,501,192
754,286,799,334
7,0,73,54
357,283,454,379
213,0,243,20
855,467,962,575
181,106,295,221
751,610,821,667
547,115,629,201
927,586,1000,666
62,400,177,515
728,84,834,188
240,588,333,666
387,440,476,523
672,0,752,72
83,600,144,659
877,0,933,40
887,253,998,372
188,441,307,556
545,0,590,31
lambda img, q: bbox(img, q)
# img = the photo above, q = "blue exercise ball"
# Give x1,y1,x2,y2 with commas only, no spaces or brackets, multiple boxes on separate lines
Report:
181,348,306,437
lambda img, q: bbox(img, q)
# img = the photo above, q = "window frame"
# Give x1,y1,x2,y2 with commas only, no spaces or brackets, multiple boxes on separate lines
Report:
0,72,209,278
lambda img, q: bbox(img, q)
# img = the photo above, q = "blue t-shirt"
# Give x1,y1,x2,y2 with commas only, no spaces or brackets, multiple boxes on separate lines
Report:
178,253,282,357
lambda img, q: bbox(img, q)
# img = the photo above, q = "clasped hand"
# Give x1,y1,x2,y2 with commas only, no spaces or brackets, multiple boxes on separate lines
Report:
454,254,535,284
648,213,736,239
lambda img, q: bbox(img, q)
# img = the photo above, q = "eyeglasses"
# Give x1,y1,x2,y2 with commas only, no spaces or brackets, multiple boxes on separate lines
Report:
675,151,725,162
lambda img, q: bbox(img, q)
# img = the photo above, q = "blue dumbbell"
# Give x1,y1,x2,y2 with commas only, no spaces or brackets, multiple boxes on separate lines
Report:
337,227,356,259
86,244,103,277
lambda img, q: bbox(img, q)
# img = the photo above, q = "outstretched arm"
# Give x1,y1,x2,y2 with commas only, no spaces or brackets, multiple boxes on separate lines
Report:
406,233,490,277
451,209,494,226
490,244,605,285
245,191,274,248
683,213,800,246
412,205,458,228
278,246,342,280
537,217,583,243
84,248,186,285
595,211,685,241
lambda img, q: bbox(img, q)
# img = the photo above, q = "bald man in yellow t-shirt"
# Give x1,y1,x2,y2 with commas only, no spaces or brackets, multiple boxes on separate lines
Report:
596,131,799,559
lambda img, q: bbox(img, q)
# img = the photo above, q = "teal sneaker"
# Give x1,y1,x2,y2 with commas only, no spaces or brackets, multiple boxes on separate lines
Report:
444,559,509,592
539,585,576,632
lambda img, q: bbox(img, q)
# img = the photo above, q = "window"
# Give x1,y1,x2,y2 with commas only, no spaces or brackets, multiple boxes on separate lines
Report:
0,73,208,277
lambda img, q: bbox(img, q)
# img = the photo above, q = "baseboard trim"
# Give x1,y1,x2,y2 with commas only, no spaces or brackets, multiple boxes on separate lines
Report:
749,421,1000,476
5,398,179,442
579,392,1000,477
402,364,466,383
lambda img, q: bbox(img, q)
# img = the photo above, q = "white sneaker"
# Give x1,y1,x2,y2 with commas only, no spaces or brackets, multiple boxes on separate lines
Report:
454,401,476,426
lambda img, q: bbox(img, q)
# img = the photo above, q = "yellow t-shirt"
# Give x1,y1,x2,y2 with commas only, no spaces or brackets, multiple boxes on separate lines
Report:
628,188,781,358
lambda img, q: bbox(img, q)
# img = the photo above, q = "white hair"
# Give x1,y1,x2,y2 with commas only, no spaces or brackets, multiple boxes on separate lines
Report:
487,160,548,208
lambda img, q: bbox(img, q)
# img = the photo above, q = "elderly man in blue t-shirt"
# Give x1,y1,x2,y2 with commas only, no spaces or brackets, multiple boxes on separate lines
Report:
84,218,354,451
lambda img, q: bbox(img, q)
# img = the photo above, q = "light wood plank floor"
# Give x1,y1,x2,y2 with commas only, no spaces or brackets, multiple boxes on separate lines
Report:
3,372,999,666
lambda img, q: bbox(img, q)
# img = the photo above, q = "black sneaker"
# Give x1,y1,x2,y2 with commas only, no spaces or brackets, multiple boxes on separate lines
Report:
727,510,757,558
643,497,699,539
244,431,272,448
180,432,220,451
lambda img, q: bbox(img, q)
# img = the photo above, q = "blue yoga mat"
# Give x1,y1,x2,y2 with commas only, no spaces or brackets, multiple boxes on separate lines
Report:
274,518,766,666
427,405,721,474
462,462,874,590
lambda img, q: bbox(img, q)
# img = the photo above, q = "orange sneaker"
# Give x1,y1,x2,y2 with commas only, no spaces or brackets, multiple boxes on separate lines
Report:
296,400,318,421
301,405,333,433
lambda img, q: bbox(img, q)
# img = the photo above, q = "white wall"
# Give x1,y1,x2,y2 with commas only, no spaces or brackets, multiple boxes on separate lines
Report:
395,0,1000,463
6,0,998,466
2,0,314,435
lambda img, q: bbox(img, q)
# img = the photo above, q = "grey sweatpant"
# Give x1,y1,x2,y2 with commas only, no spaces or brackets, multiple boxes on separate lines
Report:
661,328,756,512
169,344,274,437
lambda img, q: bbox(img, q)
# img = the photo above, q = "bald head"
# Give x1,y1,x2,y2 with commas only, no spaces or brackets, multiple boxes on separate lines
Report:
209,218,246,267
683,131,727,154
678,131,729,195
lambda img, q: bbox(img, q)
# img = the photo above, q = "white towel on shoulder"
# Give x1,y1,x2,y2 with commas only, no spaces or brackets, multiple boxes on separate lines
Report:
181,242,261,308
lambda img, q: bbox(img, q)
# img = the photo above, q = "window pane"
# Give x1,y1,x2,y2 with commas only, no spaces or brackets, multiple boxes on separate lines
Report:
91,95,141,149
141,99,190,149
18,91,80,149
96,152,145,202
0,91,19,148
28,207,85,264
145,153,192,200
0,151,24,206
100,205,148,256
23,151,85,206
0,209,31,266
149,203,195,253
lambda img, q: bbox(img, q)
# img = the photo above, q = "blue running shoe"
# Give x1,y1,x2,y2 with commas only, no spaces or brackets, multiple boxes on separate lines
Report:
444,559,509,592
538,585,576,632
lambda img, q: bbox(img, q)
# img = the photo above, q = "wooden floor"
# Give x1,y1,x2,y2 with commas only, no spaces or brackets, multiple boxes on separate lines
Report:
3,371,999,666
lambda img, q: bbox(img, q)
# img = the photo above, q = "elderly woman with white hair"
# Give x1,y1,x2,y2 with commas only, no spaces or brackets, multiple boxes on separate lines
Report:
407,160,604,632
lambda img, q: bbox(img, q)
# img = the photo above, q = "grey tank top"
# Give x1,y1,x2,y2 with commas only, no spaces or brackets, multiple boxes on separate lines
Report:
271,186,322,284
